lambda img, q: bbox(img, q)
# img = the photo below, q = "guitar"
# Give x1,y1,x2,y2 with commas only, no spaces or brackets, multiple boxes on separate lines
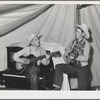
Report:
15,51,62,74
65,50,79,64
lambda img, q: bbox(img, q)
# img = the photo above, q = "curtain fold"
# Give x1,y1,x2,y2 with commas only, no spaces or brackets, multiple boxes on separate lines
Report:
0,4,53,37
0,4,24,11
40,4,76,47
81,4,100,86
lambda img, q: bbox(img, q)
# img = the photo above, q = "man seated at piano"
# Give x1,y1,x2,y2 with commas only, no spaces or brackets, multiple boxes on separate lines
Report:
13,32,50,90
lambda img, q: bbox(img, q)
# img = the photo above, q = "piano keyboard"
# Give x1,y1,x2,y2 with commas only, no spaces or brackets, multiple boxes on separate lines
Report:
2,74,26,78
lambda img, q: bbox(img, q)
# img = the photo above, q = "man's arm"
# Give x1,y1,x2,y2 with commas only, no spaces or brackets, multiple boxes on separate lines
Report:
63,41,74,63
13,48,27,64
63,49,69,63
41,48,50,66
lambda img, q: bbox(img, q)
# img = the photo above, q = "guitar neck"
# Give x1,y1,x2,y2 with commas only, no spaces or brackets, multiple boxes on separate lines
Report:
30,51,61,62
35,53,54,61
36,55,46,61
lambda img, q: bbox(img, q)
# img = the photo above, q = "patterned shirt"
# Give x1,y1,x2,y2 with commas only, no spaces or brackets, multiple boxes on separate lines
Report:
64,38,90,66
71,39,90,66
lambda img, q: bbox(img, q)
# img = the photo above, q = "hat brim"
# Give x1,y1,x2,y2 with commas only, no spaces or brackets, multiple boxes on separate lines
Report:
27,32,42,46
76,24,90,39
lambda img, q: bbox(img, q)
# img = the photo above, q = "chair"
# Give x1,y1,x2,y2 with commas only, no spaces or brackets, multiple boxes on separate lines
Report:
1,46,54,90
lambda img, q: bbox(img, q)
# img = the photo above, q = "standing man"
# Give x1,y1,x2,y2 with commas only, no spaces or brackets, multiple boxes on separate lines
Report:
53,23,91,90
13,32,50,90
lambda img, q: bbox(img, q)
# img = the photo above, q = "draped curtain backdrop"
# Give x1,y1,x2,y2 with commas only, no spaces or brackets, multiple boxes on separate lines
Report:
81,4,100,86
0,4,76,72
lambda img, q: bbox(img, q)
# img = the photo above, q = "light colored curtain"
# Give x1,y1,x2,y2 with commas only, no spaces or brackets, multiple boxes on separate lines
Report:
0,4,76,72
40,4,76,47
0,4,52,37
81,4,100,86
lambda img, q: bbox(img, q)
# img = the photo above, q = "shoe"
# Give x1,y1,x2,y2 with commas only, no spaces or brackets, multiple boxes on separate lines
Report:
95,88,100,91
52,86,60,90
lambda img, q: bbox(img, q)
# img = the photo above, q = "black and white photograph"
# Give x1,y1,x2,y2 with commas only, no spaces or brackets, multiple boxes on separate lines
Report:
0,1,100,99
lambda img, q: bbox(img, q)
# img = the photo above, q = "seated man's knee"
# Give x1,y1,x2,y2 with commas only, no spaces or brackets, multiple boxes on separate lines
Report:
29,66,40,75
55,64,63,70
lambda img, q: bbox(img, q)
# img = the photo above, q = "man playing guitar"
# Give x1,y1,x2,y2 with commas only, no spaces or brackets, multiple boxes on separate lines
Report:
52,23,91,90
13,32,50,90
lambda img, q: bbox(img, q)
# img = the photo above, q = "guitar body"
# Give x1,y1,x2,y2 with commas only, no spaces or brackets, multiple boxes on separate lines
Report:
15,54,36,74
66,52,79,64
16,58,27,71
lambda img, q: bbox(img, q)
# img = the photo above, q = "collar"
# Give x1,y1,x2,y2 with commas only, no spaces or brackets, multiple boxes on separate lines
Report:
76,38,84,45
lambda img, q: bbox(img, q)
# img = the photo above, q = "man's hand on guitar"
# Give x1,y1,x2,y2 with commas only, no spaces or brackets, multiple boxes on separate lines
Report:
63,54,69,63
18,58,30,65
69,55,75,60
25,59,30,64
18,59,25,64
46,51,50,59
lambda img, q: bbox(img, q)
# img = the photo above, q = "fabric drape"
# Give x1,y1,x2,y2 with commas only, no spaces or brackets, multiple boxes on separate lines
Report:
80,4,100,86
0,4,53,37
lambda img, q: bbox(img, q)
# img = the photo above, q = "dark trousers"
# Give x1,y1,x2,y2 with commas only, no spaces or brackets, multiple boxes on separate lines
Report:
53,62,89,90
25,65,40,90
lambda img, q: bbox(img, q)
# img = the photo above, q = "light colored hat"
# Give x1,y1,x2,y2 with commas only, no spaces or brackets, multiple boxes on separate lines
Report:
27,32,41,46
76,23,90,39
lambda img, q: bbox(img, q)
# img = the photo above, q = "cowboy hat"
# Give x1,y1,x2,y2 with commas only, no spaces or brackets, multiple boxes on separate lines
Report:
76,23,90,39
27,32,42,46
